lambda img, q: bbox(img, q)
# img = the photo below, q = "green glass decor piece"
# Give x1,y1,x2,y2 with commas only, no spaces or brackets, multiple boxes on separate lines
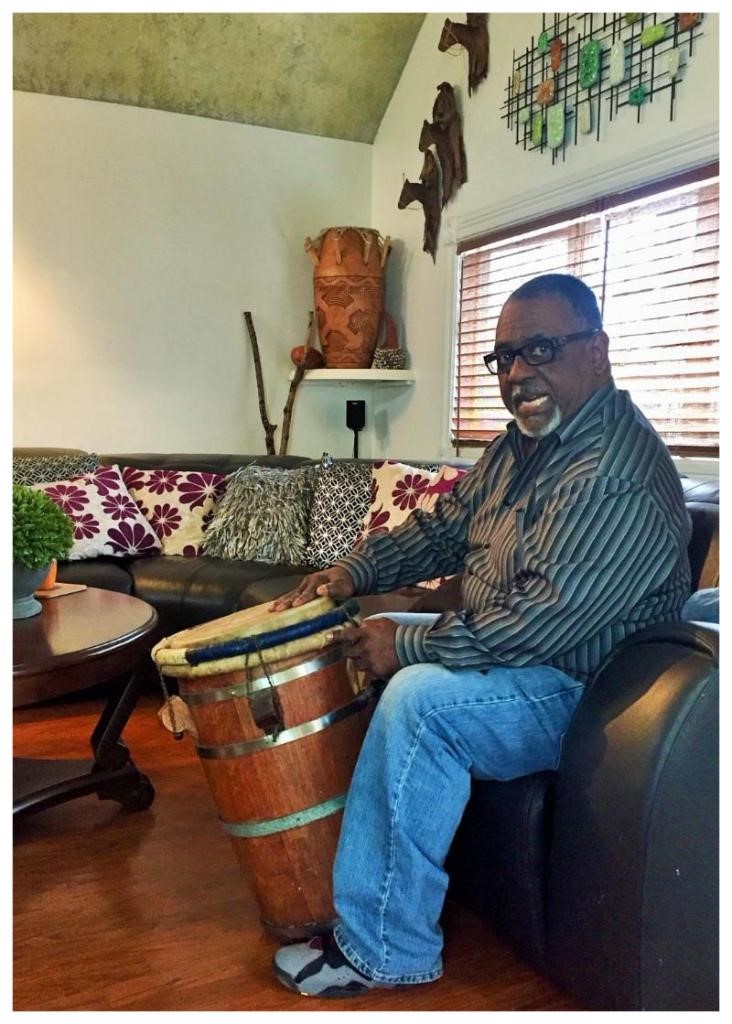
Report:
578,100,593,135
518,106,531,125
579,40,601,89
624,13,642,24
640,23,666,47
628,83,649,105
609,39,627,86
531,110,544,146
538,30,549,53
547,102,565,149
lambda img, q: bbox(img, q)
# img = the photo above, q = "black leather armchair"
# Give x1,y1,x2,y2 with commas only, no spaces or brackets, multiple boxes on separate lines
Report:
444,478,719,1010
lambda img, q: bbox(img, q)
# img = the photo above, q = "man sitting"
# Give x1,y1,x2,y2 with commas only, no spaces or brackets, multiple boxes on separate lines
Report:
271,273,691,997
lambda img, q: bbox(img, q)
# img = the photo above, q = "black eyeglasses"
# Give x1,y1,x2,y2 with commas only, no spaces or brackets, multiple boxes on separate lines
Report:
483,328,602,375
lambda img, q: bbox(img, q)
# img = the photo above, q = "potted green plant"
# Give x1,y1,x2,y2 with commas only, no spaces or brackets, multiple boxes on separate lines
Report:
13,484,73,618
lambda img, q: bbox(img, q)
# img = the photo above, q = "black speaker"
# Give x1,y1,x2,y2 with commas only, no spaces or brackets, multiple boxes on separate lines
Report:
346,400,366,431
346,400,366,457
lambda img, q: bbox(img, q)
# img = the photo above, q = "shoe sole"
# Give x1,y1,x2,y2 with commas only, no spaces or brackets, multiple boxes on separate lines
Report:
273,962,389,999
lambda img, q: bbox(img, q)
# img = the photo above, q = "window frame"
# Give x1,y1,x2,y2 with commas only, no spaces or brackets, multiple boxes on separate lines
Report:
451,162,720,459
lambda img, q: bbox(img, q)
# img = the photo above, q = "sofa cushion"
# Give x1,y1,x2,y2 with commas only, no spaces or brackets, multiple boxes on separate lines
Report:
32,465,162,560
13,452,100,486
202,464,317,565
126,554,312,633
121,465,227,557
101,453,314,475
56,557,134,595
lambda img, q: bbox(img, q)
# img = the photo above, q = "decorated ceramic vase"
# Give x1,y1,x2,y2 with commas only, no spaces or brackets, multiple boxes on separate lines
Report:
304,227,391,368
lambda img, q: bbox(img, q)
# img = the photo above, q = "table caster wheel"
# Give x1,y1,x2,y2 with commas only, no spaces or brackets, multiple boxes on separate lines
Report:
118,775,155,811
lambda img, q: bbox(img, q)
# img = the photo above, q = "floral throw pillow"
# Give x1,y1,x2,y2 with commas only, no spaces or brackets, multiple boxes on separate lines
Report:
121,466,227,556
358,461,466,541
32,465,162,560
356,460,467,588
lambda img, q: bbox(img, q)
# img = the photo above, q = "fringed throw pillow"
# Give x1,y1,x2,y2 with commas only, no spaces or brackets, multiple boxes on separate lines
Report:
202,465,318,565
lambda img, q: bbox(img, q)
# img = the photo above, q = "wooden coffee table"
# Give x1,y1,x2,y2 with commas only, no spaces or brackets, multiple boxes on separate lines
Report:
13,587,159,818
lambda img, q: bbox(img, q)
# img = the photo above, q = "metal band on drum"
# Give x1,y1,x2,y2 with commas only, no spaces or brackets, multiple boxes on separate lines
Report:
180,647,345,706
222,793,347,838
195,685,375,759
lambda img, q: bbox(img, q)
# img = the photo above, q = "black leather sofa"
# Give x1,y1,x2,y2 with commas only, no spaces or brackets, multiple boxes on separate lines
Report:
15,449,444,638
14,447,719,1009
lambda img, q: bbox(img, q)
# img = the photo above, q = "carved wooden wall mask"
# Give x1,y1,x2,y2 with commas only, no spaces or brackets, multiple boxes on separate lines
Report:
397,150,441,262
438,13,489,95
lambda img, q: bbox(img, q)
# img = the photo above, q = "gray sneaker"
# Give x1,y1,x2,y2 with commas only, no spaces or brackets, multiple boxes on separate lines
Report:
273,932,395,998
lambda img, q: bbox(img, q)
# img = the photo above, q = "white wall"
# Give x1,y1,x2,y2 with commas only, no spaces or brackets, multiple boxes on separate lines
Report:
370,12,719,459
13,92,374,458
13,14,719,462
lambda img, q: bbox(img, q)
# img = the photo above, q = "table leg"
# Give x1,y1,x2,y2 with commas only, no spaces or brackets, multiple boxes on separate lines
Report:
14,667,156,819
90,668,145,769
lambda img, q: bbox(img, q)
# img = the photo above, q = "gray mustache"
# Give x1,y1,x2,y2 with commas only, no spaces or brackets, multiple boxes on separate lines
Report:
512,388,548,405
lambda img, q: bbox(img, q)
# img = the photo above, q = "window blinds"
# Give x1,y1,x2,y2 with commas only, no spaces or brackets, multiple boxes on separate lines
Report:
452,166,719,456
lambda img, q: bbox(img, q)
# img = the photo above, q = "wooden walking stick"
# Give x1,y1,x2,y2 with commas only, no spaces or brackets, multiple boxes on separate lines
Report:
243,311,277,454
279,312,315,456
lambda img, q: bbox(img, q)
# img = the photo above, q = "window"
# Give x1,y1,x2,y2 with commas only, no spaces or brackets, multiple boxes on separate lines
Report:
452,164,719,457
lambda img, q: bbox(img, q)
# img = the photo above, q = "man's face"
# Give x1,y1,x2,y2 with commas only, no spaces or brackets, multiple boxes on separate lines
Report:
494,294,610,438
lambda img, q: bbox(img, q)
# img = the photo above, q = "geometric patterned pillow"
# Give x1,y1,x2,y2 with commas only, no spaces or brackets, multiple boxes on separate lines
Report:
304,457,372,569
32,464,162,560
13,453,99,486
121,466,227,556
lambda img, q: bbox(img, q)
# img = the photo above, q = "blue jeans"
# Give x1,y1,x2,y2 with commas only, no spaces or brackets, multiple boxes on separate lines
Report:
332,613,585,986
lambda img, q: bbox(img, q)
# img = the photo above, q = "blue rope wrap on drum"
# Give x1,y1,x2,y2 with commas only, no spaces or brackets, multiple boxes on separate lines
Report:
184,600,360,666
222,793,347,838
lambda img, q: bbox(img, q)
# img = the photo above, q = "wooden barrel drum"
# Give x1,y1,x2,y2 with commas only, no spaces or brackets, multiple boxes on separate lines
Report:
152,597,373,941
304,226,391,368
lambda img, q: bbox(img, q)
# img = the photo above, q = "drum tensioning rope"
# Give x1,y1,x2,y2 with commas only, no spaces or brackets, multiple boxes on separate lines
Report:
182,600,361,666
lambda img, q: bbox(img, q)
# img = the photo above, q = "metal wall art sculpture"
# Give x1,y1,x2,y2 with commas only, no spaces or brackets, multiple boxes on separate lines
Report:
502,12,705,163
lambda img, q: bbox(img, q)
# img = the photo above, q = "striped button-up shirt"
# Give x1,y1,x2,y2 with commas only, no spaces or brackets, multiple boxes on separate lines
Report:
338,383,692,683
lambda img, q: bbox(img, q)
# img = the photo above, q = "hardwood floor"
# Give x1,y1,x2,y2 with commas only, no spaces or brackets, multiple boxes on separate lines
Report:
13,693,579,1012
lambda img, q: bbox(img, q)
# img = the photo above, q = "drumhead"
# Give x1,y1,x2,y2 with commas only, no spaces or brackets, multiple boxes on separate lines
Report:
163,596,336,652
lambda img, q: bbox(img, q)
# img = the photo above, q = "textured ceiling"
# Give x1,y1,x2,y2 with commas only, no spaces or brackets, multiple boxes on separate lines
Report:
13,12,425,144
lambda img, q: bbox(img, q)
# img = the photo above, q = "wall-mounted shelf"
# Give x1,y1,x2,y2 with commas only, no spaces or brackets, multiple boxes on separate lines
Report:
289,368,415,387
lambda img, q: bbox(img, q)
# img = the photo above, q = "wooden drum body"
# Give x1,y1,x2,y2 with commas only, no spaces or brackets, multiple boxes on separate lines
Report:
153,598,372,941
304,226,391,369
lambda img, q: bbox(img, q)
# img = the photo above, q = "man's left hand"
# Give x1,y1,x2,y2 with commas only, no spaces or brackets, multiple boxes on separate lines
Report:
336,618,401,679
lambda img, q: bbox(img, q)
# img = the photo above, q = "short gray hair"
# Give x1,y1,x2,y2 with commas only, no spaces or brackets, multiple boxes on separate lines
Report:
509,274,603,329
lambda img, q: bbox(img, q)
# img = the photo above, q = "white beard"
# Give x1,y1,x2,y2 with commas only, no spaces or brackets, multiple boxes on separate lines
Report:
515,401,562,438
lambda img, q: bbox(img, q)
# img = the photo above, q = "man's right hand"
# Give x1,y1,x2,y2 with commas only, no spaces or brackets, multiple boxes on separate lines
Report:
270,566,355,611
